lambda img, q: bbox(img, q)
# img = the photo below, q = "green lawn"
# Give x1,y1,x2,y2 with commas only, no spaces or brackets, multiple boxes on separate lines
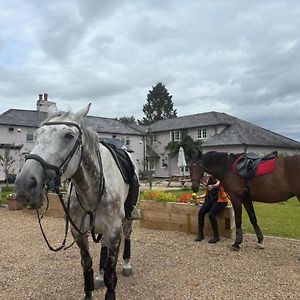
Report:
242,197,300,240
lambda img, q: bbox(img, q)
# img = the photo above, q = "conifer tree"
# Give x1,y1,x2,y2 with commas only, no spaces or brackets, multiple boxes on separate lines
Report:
140,82,177,125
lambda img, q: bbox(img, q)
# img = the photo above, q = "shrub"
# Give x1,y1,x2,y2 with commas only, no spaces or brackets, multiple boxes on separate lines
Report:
141,189,177,202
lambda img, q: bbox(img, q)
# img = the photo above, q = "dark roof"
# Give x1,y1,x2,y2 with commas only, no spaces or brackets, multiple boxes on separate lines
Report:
147,111,229,131
149,111,300,149
0,109,48,127
83,115,144,135
0,109,144,135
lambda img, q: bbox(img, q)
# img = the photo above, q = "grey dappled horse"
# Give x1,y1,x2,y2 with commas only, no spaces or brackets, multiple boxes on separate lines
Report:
15,104,139,300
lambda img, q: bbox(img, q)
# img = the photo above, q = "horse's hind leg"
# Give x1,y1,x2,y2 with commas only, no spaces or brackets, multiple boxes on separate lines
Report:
75,234,94,300
104,227,122,300
122,219,133,276
242,199,264,249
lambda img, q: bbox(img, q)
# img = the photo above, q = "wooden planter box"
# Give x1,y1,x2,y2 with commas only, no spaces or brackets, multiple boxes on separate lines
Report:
139,200,235,238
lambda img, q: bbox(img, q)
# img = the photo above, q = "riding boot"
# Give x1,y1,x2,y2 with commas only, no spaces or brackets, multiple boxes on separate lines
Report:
195,226,204,241
208,217,220,243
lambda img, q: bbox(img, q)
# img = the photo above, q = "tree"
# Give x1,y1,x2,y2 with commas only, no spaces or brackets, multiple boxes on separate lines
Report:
117,116,137,125
0,144,24,186
140,82,177,125
165,133,203,163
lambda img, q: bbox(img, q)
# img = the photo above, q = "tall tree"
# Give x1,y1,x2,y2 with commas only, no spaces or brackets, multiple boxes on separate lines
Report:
140,82,177,125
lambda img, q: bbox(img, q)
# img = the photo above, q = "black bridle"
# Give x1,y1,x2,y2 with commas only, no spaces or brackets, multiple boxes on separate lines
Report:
26,121,83,181
26,121,105,251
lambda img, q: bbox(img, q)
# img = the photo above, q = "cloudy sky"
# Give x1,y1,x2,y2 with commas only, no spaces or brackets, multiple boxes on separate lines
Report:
1,0,300,141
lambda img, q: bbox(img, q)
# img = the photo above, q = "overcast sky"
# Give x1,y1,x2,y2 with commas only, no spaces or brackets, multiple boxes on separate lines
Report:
1,0,300,141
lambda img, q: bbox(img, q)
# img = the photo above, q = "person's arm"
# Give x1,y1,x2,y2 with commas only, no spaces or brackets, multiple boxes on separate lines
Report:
207,180,220,190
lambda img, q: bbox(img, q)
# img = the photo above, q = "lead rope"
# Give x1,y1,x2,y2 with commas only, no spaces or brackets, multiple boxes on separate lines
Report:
36,188,75,252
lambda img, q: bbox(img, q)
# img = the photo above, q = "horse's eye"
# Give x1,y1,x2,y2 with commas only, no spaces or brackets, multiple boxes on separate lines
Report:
65,132,74,139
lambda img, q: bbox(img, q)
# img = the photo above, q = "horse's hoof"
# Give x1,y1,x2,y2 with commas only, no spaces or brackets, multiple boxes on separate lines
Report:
105,291,116,300
83,296,93,300
231,244,240,251
122,261,132,276
94,275,105,289
256,241,265,249
122,266,133,277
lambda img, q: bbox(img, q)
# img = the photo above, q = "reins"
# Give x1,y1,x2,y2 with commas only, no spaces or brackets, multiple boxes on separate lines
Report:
29,121,106,251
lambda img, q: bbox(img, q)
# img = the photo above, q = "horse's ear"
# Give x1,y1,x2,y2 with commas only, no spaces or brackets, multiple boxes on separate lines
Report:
75,103,91,120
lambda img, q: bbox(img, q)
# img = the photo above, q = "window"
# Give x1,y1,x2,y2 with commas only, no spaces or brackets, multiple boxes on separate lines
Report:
26,130,34,141
197,128,207,139
170,130,181,141
147,159,155,171
151,134,157,143
161,156,168,168
125,137,130,146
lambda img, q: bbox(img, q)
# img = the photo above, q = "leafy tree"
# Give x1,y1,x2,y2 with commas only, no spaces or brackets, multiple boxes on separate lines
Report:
140,82,177,125
165,133,203,163
117,116,137,125
0,144,24,186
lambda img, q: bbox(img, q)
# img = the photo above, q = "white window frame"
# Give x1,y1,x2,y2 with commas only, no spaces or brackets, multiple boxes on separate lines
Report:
197,128,207,140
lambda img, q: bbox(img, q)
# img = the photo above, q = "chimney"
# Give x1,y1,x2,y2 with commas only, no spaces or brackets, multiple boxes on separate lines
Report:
37,93,57,112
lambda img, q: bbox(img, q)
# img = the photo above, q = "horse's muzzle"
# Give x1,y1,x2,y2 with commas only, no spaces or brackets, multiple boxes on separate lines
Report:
191,180,200,193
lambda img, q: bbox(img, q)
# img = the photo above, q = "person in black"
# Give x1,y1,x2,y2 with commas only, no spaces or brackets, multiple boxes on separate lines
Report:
195,175,227,243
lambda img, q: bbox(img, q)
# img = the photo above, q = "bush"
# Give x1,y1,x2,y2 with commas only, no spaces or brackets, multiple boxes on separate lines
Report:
141,189,177,202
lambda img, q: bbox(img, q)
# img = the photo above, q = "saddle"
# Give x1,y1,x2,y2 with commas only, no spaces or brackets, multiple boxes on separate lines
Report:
101,139,139,219
233,151,277,179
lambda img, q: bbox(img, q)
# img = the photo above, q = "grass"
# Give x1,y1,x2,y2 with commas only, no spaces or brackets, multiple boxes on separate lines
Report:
242,197,300,240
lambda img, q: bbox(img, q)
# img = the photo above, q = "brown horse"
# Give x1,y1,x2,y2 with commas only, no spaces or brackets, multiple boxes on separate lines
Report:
189,151,300,250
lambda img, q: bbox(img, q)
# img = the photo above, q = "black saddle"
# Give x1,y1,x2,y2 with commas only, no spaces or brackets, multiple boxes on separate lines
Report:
235,151,277,179
101,139,139,219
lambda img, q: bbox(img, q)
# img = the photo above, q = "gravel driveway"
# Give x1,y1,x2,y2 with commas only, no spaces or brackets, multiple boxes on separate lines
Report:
0,208,299,300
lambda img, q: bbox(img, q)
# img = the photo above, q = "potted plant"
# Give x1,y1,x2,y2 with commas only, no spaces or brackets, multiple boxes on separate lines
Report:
7,193,23,211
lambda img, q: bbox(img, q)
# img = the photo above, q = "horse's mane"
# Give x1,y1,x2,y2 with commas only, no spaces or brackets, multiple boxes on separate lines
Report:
203,151,228,166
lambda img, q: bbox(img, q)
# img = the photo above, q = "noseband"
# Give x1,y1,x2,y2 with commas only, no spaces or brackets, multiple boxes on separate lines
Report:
26,121,83,183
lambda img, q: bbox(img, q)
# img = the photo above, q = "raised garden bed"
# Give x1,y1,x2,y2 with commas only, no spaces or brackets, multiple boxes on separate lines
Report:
139,200,235,238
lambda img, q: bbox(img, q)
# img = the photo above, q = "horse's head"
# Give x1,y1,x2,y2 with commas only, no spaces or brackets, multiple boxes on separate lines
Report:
188,152,205,193
15,104,91,209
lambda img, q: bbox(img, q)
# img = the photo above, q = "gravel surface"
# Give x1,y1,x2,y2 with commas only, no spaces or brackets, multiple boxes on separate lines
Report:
0,208,299,300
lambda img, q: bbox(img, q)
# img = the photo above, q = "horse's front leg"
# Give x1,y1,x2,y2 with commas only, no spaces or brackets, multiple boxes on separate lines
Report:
122,219,133,276
242,198,264,249
75,233,95,300
231,197,243,251
94,242,108,289
104,227,122,300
